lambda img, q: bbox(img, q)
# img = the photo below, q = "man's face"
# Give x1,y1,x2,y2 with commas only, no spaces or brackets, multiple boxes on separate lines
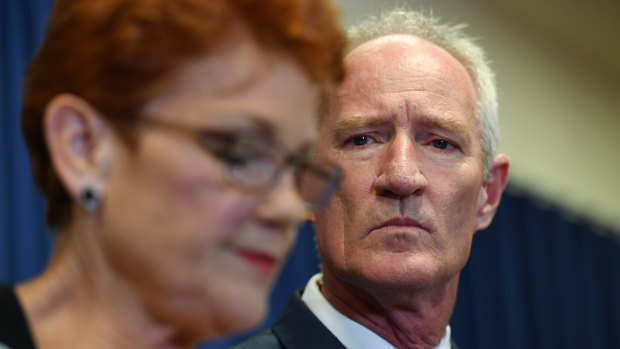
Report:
314,34,490,293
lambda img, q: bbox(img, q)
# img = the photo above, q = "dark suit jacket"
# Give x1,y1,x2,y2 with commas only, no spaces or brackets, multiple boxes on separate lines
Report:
231,289,458,349
232,289,346,349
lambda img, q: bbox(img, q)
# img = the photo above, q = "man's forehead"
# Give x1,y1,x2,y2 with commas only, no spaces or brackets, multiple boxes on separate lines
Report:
349,34,425,54
345,34,467,81
345,34,430,68
338,34,477,115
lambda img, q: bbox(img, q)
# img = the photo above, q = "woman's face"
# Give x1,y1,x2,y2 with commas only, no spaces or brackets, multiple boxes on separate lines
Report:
100,33,316,338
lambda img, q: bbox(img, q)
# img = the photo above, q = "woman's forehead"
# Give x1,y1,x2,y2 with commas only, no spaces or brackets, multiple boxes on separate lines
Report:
142,34,317,152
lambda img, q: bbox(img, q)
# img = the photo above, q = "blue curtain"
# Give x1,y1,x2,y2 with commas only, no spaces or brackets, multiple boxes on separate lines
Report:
1,0,55,282
451,189,620,349
2,2,619,348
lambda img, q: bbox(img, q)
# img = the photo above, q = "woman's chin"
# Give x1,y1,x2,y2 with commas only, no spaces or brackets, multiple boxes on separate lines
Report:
234,300,268,332
212,292,269,337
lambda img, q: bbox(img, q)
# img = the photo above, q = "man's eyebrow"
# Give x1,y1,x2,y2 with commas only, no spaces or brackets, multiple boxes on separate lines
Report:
330,115,386,140
418,114,473,147
329,114,474,147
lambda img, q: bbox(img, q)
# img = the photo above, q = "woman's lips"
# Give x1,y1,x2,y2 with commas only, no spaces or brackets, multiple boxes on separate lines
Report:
238,250,278,276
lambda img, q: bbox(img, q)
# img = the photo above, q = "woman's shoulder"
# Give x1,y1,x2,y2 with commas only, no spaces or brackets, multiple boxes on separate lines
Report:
0,282,37,349
0,282,19,310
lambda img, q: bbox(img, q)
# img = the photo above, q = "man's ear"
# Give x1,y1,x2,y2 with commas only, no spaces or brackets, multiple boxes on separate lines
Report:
44,94,114,203
474,154,510,231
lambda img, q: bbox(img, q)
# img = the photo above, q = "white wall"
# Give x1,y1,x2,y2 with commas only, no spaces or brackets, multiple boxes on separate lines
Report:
336,0,620,233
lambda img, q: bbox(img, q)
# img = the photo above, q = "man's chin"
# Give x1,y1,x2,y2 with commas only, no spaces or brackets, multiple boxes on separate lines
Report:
349,256,447,291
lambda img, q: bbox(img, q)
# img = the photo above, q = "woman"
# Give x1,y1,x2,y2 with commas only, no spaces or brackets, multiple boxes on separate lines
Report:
0,0,345,347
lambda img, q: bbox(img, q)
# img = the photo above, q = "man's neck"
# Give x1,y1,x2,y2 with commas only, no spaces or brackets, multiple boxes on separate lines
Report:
320,270,459,349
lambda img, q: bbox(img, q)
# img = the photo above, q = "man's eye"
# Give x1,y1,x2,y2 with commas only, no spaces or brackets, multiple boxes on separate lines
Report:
348,135,374,146
431,139,451,150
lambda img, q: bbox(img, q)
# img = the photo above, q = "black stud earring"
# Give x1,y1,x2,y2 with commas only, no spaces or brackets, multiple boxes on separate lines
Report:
79,187,100,212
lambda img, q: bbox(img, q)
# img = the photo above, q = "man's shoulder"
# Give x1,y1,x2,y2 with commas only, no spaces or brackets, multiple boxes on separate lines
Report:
232,289,346,349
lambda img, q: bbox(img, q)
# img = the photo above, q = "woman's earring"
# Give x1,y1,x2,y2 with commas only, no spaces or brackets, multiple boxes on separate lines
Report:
79,187,100,212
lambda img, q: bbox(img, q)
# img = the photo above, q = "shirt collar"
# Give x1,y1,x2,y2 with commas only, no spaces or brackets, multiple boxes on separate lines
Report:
301,273,452,349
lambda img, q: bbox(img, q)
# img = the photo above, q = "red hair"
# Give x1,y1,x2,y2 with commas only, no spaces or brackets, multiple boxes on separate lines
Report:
22,0,345,229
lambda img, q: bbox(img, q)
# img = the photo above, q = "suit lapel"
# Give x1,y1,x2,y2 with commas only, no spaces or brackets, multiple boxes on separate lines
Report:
272,289,346,349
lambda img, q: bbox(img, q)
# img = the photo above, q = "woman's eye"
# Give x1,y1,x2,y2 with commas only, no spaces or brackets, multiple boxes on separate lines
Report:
222,151,252,167
223,142,273,168
199,137,251,167
431,139,451,150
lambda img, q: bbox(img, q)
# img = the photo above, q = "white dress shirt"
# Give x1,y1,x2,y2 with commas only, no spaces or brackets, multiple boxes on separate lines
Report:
301,273,452,349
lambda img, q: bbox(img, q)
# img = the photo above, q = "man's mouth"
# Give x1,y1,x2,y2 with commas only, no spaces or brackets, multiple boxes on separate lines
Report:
371,217,430,234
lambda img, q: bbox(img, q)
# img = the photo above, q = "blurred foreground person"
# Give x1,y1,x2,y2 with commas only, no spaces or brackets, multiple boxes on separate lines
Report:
0,0,344,348
234,8,509,349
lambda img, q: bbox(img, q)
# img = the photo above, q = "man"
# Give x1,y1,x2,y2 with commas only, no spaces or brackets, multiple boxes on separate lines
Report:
234,8,509,349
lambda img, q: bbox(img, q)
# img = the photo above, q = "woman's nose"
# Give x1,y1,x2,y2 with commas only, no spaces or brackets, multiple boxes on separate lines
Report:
255,171,306,230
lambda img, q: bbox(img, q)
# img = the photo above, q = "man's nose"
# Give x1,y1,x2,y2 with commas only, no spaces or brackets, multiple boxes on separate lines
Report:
373,133,428,198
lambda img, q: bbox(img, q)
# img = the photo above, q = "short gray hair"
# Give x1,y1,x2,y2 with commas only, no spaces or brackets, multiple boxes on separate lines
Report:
347,8,499,175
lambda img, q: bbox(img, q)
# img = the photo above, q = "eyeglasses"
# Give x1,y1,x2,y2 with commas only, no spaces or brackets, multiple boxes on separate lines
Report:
141,118,340,211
